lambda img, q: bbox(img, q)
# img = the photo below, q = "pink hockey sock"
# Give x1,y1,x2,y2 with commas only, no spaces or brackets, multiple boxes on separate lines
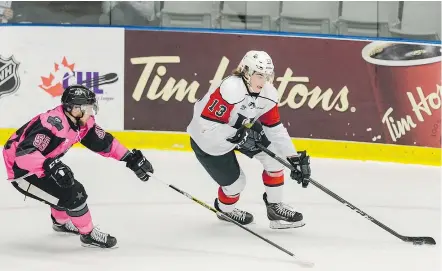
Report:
70,210,94,235
51,208,70,225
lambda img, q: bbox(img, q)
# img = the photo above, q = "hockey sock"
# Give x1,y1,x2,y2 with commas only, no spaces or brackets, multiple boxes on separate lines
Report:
217,187,240,213
263,170,284,203
51,207,70,224
67,203,93,235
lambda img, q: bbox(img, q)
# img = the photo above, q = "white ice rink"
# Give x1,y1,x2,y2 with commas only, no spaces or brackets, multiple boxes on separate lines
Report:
0,148,440,271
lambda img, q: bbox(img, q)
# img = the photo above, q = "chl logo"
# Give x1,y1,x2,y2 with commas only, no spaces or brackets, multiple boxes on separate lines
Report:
39,56,115,98
0,55,20,99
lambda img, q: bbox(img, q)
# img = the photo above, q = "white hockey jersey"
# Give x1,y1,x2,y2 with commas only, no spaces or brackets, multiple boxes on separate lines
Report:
186,76,297,157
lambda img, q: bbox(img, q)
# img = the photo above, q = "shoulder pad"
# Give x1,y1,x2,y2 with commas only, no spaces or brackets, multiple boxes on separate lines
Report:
219,76,246,104
260,82,279,104
40,109,66,132
85,116,96,129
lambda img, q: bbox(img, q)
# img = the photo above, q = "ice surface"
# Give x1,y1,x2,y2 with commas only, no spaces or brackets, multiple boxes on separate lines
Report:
0,149,440,271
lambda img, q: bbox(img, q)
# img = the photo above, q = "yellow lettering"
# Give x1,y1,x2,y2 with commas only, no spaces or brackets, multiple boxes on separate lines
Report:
334,87,350,112
382,108,396,141
307,86,349,111
286,84,309,109
382,84,440,142
276,68,309,106
159,78,199,102
130,56,354,114
130,56,180,101
396,115,417,136
209,56,229,90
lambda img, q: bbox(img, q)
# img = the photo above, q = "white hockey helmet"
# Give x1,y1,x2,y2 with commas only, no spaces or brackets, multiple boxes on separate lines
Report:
237,50,275,83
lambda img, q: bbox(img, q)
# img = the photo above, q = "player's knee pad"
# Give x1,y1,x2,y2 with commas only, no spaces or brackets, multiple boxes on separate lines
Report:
256,153,284,173
221,169,246,196
253,144,285,172
59,181,88,211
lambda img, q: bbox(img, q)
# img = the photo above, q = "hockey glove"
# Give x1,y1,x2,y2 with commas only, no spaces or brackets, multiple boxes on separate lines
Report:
123,149,154,182
43,158,75,188
227,121,270,158
287,151,311,188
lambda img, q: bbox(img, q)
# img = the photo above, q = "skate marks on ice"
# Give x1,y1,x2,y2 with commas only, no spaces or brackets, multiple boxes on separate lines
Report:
0,232,312,271
145,243,314,268
0,199,438,271
0,149,439,271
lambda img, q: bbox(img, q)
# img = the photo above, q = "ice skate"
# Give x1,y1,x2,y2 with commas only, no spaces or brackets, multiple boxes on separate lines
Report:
263,193,305,229
214,199,254,225
51,215,79,235
80,227,117,248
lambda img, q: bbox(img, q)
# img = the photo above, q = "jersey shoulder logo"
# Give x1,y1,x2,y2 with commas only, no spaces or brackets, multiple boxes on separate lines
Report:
47,116,64,131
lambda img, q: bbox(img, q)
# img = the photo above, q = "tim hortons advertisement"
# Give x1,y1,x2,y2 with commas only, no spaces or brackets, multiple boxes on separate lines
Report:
0,26,125,130
124,30,441,148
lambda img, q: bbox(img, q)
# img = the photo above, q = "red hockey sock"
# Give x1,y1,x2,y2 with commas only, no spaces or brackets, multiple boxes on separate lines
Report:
262,170,284,203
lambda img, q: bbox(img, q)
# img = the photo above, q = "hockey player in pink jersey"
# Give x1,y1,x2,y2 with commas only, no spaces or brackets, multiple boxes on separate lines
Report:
187,51,311,229
2,84,154,248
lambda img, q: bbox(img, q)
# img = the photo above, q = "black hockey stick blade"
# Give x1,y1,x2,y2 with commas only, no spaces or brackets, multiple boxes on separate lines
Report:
256,143,437,246
404,236,436,245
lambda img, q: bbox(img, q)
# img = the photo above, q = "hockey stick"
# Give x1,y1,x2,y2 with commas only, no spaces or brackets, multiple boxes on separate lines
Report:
256,143,436,246
148,173,314,268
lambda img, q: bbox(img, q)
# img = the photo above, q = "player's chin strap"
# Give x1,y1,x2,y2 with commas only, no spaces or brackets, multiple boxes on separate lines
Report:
76,110,85,123
240,76,254,94
254,143,436,246
72,112,83,126
63,109,84,129
145,172,315,268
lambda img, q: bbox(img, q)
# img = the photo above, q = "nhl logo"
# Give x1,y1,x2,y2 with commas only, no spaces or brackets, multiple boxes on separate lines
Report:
0,55,20,99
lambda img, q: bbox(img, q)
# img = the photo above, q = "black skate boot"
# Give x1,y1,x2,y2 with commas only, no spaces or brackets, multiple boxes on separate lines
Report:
51,215,79,235
263,193,305,229
80,228,117,248
214,199,254,225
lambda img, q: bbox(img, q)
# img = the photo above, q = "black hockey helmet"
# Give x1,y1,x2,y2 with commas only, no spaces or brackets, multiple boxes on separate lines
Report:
61,85,98,115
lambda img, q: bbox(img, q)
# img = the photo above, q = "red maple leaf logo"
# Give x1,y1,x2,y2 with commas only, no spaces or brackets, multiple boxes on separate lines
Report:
39,57,76,97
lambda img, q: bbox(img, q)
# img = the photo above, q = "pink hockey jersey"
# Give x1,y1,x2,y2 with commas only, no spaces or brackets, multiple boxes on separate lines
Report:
3,105,129,180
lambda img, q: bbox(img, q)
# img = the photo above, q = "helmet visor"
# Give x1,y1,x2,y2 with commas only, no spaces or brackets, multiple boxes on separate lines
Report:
264,72,274,84
252,71,275,84
76,102,99,116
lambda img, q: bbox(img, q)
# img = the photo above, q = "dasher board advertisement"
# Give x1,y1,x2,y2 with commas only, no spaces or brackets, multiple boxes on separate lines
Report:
124,30,441,148
0,26,125,130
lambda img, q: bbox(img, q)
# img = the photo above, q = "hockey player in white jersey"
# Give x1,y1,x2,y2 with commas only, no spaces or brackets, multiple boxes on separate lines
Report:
186,50,312,229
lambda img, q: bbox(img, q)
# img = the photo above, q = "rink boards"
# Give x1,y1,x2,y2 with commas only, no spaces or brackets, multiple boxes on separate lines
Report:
0,125,440,166
0,25,440,166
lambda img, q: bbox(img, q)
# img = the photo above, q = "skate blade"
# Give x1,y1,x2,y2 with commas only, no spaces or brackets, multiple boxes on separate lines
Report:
53,231,80,236
52,226,80,236
217,215,255,226
269,220,305,229
218,218,256,226
52,229,80,236
81,243,119,249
